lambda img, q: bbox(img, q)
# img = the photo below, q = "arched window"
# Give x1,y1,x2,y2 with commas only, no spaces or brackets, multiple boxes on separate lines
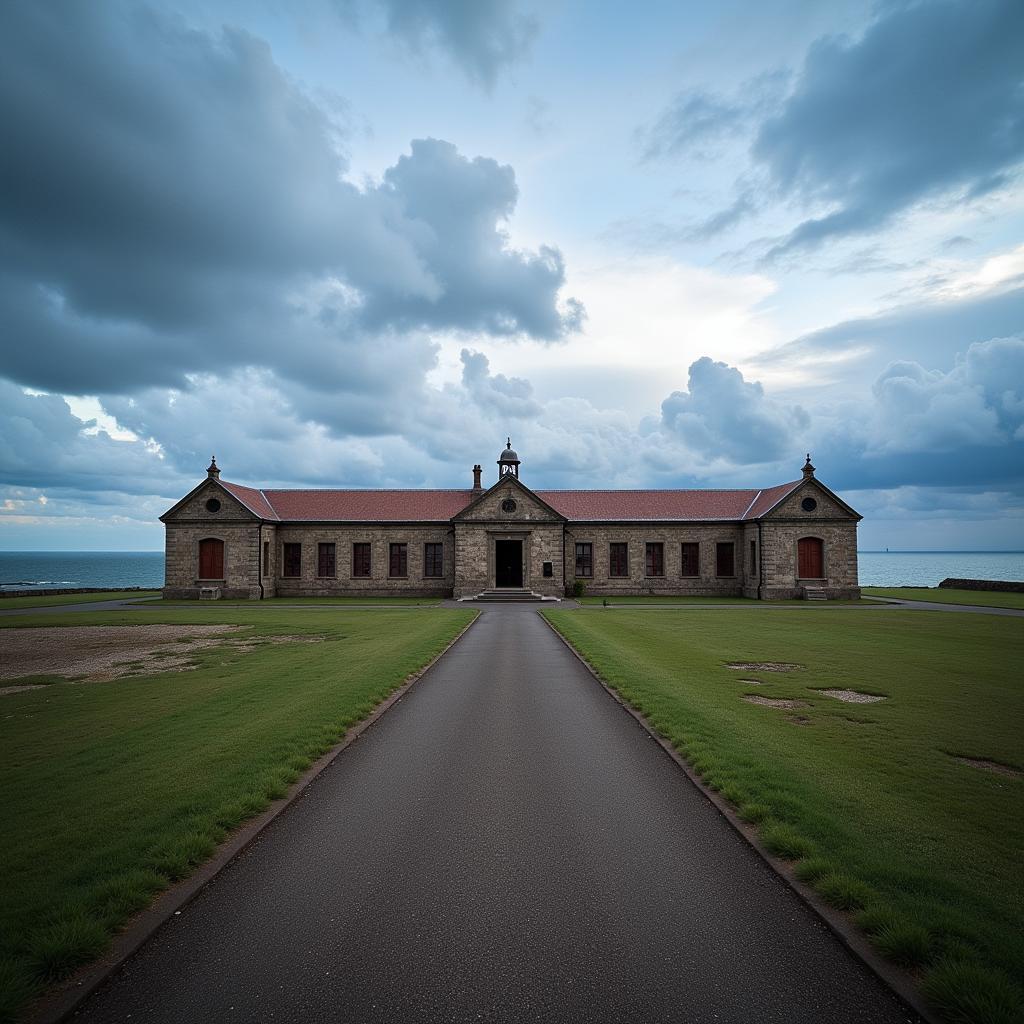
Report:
198,538,224,580
797,537,824,579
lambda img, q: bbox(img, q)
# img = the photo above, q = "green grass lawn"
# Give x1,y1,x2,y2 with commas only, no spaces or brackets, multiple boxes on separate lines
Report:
576,594,754,605
575,594,864,606
0,590,160,610
863,587,1024,610
159,595,442,606
0,604,473,1023
544,607,1024,1024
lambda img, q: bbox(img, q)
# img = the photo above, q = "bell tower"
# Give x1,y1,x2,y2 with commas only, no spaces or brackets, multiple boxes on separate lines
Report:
497,438,520,479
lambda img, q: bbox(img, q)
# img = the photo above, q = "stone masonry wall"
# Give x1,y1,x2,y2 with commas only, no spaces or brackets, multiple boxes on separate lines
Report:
273,525,455,598
563,524,749,597
163,522,262,599
453,522,564,598
758,521,860,599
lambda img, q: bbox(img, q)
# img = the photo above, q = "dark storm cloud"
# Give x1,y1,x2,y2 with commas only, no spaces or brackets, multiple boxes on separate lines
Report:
756,283,1024,381
755,0,1024,257
0,381,184,495
368,0,538,89
0,3,579,397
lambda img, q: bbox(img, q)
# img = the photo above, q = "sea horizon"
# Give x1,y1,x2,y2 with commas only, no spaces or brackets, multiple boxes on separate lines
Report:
2,548,1023,590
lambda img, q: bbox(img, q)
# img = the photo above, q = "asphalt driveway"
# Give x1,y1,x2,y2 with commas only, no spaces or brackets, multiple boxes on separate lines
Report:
73,604,917,1023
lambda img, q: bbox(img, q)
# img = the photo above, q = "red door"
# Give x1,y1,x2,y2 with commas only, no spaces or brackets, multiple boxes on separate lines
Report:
797,537,823,579
198,538,224,579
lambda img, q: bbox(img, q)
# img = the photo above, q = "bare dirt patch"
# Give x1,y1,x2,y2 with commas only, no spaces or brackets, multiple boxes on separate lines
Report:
786,714,812,726
0,626,325,687
954,756,1022,779
816,688,887,704
738,679,764,686
742,695,810,710
0,684,48,696
727,662,802,672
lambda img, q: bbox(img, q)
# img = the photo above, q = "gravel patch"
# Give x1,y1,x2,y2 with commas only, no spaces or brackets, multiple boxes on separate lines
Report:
817,689,887,704
1,625,245,684
727,662,802,672
954,756,1021,779
742,695,810,710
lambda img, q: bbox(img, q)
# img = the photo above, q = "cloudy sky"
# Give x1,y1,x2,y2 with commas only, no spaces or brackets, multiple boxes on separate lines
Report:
1,0,1022,551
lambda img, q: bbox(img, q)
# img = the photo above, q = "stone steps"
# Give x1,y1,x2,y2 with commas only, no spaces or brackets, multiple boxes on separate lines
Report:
469,588,546,602
803,587,827,601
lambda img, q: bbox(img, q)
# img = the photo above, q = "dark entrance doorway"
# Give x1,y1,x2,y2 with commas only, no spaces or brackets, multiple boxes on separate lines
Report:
495,539,523,588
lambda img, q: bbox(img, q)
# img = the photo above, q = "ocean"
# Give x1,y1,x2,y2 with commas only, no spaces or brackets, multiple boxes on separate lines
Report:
0,551,164,591
856,551,1024,587
1,550,1022,592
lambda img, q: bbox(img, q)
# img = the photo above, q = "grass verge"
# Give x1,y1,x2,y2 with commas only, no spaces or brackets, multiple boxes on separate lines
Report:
0,590,160,610
543,606,1023,1024
862,587,1024,610
0,604,473,1023
575,594,865,606
159,596,442,606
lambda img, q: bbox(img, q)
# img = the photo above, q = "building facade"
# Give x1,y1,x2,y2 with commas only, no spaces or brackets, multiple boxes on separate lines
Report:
161,444,862,601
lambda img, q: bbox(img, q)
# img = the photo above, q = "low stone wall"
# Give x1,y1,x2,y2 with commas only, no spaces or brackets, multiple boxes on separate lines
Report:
0,586,155,600
939,578,1024,593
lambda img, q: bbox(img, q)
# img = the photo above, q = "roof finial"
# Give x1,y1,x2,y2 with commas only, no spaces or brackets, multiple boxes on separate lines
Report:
207,455,220,480
802,453,815,478
507,437,512,450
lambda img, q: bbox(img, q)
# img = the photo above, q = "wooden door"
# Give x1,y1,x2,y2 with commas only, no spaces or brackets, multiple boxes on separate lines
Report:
797,537,823,579
198,538,224,579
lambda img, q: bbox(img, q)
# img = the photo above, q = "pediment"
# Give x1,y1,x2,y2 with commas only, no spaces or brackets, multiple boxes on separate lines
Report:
453,475,566,524
763,478,861,521
161,479,259,523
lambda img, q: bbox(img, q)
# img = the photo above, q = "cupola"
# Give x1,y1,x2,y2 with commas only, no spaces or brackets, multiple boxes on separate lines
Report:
207,455,221,480
498,438,520,479
802,453,816,479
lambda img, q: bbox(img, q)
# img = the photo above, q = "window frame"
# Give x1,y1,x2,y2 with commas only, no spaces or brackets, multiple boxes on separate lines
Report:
262,540,270,578
609,542,629,578
352,542,372,578
317,542,336,579
423,542,444,579
715,541,735,578
389,542,408,579
749,539,757,576
644,541,665,577
680,542,700,578
282,542,302,579
575,541,593,578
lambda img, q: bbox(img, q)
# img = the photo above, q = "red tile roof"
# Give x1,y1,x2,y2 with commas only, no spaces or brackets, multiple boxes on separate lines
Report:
220,481,280,521
219,479,803,523
537,484,800,521
260,488,477,522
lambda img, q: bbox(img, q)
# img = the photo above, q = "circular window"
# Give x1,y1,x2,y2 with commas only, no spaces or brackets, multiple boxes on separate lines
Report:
501,498,517,513
801,497,817,512
205,498,222,513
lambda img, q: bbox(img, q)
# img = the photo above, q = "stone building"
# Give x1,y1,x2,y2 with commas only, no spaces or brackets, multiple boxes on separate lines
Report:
161,443,861,601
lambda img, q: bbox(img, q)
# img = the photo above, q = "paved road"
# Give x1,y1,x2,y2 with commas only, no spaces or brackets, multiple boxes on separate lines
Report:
72,603,917,1023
